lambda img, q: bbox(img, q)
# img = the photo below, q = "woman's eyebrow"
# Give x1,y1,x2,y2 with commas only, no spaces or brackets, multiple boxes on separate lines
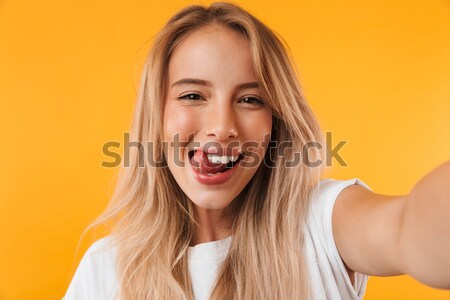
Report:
171,78,259,90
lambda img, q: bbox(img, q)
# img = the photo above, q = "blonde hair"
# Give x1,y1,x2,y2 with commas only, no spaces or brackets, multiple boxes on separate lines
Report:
85,2,325,299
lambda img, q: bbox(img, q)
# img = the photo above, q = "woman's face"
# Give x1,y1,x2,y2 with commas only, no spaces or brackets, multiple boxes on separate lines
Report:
163,24,272,210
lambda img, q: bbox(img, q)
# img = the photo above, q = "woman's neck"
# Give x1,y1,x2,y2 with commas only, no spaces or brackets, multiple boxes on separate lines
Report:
191,207,232,246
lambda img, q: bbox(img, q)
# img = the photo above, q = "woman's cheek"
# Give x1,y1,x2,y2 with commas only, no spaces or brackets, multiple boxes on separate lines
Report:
241,111,272,140
164,106,201,141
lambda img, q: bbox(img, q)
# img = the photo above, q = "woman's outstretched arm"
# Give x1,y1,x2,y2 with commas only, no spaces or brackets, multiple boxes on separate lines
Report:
398,161,450,289
332,161,450,289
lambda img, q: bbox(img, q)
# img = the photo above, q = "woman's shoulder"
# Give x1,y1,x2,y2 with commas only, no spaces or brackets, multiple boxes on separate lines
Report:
76,236,117,268
63,236,118,300
306,177,372,232
304,177,371,299
309,178,371,210
85,236,116,256
314,177,371,196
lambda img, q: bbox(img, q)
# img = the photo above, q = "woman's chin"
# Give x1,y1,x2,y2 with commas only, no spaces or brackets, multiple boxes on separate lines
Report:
188,195,234,210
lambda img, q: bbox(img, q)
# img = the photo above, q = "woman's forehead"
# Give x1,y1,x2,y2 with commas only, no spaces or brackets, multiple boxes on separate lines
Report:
167,24,257,88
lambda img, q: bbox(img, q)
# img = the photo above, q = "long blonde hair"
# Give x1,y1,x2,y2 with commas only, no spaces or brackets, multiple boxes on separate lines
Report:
85,2,325,299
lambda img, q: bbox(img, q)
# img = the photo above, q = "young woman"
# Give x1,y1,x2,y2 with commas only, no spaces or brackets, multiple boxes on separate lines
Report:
63,2,450,300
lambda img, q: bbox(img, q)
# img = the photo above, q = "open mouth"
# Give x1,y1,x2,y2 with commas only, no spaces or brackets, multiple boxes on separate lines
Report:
188,149,245,176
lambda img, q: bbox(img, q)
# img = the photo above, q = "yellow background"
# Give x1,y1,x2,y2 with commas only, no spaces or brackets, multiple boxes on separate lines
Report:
0,0,449,299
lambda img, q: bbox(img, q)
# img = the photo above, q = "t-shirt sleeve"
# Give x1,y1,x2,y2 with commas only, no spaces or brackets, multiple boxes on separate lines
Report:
304,178,371,300
62,236,118,300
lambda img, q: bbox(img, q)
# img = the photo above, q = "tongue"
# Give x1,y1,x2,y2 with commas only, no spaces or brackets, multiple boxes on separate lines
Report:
191,149,227,174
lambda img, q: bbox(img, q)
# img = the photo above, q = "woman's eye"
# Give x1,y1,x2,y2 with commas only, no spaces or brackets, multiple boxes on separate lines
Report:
178,93,204,101
239,96,264,106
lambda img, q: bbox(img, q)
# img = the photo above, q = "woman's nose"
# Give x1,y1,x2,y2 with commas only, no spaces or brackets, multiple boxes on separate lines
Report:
205,103,239,141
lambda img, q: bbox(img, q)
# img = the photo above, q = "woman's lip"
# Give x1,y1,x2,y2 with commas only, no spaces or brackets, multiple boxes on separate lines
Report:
187,150,240,185
190,162,239,185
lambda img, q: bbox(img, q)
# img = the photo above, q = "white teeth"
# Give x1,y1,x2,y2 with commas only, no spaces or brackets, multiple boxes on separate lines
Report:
206,154,239,164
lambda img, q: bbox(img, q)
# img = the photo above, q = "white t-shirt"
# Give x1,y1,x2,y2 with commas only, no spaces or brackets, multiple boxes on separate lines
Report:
63,178,371,300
